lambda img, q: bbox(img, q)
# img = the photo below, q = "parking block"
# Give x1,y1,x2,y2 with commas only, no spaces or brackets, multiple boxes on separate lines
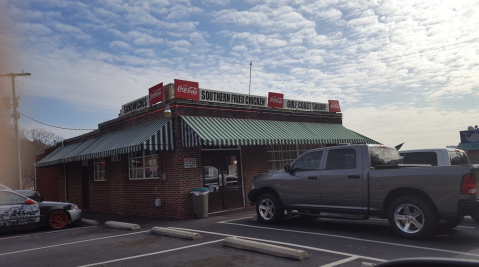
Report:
82,219,99,226
151,227,202,240
223,237,309,261
104,221,140,230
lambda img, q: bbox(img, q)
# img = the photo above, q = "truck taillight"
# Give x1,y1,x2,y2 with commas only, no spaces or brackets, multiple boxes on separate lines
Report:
461,173,477,195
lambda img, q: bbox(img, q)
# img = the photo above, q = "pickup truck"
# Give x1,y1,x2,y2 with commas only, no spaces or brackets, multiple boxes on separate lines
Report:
248,144,479,239
399,148,470,166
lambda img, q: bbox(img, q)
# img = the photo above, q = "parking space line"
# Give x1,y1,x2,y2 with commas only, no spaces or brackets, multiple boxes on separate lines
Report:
0,230,150,256
0,226,98,241
170,227,385,262
320,256,359,267
217,216,254,224
219,222,479,258
76,239,224,267
458,226,476,229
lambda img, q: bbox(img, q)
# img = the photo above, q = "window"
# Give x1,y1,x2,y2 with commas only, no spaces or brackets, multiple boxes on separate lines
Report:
111,154,121,162
409,152,437,166
129,150,159,179
267,144,323,171
449,151,470,165
94,158,106,181
0,191,26,205
370,147,402,167
293,151,323,171
326,149,357,170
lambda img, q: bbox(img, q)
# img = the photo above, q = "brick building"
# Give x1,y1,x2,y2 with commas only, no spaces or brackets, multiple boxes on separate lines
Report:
35,81,380,219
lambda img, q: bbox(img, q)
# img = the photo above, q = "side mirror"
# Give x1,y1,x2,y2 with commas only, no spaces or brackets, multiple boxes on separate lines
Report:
284,164,291,173
25,199,36,205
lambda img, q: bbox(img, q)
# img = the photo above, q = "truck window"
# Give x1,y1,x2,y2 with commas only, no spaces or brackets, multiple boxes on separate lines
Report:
408,152,438,166
448,151,470,165
326,149,356,170
371,147,402,167
293,151,322,171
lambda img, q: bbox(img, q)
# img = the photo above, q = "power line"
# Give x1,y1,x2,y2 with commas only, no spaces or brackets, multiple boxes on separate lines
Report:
19,112,96,131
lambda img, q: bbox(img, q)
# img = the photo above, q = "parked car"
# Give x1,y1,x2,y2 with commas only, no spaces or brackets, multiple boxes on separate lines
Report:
248,144,479,239
399,148,470,166
0,184,81,230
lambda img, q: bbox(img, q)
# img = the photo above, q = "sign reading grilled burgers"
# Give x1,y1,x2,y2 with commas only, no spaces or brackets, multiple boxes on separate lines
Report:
267,92,283,108
175,79,199,100
200,89,267,107
148,82,163,105
121,96,149,116
283,99,329,112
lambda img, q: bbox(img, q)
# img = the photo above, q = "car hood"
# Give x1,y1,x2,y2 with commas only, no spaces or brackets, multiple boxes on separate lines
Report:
254,170,283,182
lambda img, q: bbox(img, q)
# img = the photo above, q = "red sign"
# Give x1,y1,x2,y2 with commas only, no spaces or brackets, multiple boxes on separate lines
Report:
174,79,199,100
267,92,284,108
148,82,164,105
328,100,341,112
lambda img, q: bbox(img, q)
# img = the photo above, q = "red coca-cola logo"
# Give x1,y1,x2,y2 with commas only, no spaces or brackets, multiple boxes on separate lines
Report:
267,92,284,108
328,100,341,112
174,79,200,100
148,82,163,105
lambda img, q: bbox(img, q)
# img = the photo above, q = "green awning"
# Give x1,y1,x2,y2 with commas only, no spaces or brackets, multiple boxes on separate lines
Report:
37,118,174,167
181,116,380,147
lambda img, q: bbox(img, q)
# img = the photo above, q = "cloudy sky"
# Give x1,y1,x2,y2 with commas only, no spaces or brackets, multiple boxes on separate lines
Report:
0,0,478,149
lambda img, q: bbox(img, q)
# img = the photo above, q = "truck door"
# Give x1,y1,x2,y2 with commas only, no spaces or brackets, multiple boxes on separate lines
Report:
0,191,40,228
319,147,364,210
281,150,322,208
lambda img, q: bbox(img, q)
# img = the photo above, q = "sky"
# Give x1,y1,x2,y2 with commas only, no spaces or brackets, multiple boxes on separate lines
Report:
0,0,478,149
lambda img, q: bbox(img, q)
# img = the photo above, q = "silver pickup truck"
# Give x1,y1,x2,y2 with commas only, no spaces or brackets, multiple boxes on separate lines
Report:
248,144,479,239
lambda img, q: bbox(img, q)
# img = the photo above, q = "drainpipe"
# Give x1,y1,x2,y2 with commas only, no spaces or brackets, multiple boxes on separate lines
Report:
64,163,68,202
34,163,37,190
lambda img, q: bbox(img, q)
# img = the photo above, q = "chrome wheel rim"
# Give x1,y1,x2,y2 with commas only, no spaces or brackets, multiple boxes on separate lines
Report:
258,198,275,220
394,203,424,234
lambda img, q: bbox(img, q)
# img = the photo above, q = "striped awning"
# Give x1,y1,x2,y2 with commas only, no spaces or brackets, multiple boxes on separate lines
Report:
37,118,174,167
181,116,380,147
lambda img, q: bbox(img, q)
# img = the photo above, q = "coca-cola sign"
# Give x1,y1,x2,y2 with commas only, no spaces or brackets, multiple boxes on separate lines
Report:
148,82,163,106
267,92,284,108
174,79,199,100
328,100,341,112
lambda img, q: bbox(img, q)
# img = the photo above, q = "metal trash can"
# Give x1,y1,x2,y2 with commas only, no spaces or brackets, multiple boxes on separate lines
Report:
190,187,209,218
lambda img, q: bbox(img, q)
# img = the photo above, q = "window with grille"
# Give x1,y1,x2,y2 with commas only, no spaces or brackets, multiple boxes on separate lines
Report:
129,150,159,180
267,144,323,171
94,158,106,181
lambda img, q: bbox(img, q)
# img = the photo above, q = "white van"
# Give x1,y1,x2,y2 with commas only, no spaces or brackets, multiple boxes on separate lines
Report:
399,148,470,166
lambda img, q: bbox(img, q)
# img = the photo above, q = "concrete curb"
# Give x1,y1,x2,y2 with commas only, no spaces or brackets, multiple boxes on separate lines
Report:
81,218,99,226
223,237,309,261
104,221,140,230
150,227,202,240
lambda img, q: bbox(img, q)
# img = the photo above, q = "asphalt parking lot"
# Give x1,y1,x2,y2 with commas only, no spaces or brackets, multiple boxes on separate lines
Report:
2,209,479,267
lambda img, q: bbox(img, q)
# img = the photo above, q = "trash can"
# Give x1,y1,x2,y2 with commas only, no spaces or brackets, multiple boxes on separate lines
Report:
190,187,209,218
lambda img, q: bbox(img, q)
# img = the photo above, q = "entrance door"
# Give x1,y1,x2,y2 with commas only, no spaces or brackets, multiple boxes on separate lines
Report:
202,151,243,213
81,166,90,209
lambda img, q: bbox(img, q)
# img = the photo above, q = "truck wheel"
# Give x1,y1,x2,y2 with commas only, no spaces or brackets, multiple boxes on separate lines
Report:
256,193,284,224
471,214,479,223
437,216,464,230
387,196,437,239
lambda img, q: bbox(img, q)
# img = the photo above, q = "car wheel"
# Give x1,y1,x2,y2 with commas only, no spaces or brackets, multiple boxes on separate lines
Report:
437,216,464,230
48,210,69,230
470,214,479,223
387,196,437,239
256,193,284,224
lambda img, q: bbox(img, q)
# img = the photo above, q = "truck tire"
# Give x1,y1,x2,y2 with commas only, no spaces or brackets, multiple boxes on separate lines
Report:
256,192,284,224
437,216,464,230
471,214,479,223
387,196,437,239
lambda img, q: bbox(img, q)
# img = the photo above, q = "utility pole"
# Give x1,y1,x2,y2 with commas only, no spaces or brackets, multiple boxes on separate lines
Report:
248,60,252,97
0,72,31,190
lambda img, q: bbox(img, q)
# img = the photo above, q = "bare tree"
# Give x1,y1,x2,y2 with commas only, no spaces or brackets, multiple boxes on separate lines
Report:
19,128,64,189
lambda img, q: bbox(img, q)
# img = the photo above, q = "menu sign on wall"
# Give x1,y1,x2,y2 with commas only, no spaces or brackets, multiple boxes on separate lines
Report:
149,82,164,106
175,79,199,100
283,99,329,112
200,89,267,107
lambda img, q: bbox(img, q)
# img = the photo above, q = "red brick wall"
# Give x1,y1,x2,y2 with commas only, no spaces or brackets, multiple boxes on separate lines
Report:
35,147,63,202
36,100,343,218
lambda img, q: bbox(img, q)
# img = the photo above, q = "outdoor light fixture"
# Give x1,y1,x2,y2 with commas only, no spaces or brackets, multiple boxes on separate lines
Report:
164,104,171,117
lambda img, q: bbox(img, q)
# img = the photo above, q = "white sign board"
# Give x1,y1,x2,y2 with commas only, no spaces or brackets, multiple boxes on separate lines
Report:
184,158,197,168
283,99,329,112
199,89,267,107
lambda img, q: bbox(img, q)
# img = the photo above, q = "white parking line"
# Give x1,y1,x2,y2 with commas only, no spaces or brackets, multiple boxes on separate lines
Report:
0,230,150,256
170,227,385,262
218,222,479,258
77,239,224,267
0,226,98,241
217,216,254,224
320,256,359,267
458,226,476,229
